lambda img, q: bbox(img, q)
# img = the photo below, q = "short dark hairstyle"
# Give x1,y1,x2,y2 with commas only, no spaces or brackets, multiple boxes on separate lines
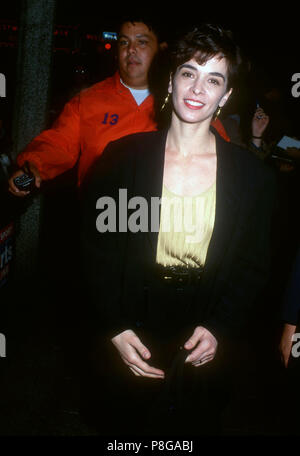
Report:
170,24,242,90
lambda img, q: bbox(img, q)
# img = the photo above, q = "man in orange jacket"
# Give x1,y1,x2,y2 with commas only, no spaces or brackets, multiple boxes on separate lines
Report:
8,18,165,194
9,18,229,196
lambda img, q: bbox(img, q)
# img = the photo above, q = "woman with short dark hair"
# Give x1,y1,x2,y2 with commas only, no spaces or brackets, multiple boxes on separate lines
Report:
81,23,276,436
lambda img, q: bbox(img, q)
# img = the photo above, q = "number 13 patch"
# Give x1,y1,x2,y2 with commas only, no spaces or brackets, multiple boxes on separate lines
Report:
102,113,119,125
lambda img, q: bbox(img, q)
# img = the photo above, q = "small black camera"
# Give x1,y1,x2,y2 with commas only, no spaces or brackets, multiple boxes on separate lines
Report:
13,172,35,191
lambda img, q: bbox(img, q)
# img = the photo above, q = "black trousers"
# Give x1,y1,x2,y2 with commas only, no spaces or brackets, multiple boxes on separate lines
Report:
80,277,232,436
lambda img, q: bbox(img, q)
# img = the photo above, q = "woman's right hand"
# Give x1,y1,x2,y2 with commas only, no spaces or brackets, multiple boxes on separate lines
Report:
111,329,165,379
279,323,297,368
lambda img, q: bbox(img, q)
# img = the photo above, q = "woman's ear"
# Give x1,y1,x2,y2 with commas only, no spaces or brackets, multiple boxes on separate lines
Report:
219,87,233,107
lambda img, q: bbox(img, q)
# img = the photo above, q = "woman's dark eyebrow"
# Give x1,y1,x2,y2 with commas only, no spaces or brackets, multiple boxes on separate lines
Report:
209,72,226,82
179,65,226,82
178,64,197,71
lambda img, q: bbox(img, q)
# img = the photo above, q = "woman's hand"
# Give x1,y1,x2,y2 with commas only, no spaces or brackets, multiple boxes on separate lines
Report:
279,323,297,368
184,326,218,366
111,329,165,378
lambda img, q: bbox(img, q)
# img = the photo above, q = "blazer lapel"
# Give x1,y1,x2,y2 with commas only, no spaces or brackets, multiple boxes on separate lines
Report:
133,129,168,259
202,130,242,280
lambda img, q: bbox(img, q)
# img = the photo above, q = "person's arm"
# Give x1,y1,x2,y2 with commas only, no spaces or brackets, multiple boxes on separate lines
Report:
251,107,269,148
184,162,276,367
279,323,297,368
80,140,164,378
279,247,300,367
201,164,277,344
8,95,81,196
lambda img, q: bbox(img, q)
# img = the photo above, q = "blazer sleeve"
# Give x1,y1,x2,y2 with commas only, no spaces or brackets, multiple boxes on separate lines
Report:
79,139,135,339
203,164,278,341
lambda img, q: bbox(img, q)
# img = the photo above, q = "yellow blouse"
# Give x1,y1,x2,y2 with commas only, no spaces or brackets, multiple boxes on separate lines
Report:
156,182,216,268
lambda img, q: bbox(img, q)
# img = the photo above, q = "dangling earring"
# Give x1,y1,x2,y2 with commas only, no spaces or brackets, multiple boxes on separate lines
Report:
160,93,170,112
214,106,222,120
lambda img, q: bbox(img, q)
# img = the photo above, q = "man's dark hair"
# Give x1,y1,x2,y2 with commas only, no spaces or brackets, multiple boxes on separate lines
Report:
170,23,242,89
118,16,164,43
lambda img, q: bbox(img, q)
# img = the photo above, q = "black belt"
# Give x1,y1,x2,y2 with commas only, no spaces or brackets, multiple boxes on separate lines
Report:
155,264,204,287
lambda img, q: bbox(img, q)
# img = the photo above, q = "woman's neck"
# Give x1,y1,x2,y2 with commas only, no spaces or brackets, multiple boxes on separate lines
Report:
166,116,215,158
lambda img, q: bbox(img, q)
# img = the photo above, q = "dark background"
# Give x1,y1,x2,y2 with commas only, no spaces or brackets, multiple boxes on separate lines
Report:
2,1,300,74
1,1,299,136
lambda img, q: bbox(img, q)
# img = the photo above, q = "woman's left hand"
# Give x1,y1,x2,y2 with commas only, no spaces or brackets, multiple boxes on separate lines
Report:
184,326,218,366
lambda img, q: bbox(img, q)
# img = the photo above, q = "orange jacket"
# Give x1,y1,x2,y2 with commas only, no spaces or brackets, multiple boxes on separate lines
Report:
17,72,229,186
17,72,157,186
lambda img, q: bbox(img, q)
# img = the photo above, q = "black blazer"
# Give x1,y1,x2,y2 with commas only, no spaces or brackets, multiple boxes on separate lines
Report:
80,128,277,342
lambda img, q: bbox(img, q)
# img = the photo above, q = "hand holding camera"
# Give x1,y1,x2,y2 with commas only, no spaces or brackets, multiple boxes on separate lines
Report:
9,161,41,197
